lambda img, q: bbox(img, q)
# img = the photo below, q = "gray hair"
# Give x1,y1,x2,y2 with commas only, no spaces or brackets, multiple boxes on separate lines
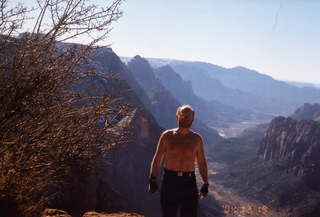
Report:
176,104,195,117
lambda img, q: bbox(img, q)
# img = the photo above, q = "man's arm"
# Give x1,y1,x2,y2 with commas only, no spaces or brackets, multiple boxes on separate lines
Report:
196,136,208,184
149,131,168,177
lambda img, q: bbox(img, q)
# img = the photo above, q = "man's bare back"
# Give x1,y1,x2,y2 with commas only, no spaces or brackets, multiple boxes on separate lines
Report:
162,128,202,172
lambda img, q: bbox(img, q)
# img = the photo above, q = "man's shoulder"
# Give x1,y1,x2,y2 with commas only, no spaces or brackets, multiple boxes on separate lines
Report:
189,129,203,139
162,128,176,136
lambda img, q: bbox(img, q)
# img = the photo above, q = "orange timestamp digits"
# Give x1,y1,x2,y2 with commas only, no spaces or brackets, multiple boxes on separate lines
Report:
222,204,269,215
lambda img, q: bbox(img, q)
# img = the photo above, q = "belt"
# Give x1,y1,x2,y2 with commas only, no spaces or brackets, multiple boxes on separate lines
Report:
164,168,195,177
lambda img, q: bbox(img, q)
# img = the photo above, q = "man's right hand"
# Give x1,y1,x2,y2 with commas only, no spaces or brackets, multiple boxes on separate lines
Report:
148,176,158,193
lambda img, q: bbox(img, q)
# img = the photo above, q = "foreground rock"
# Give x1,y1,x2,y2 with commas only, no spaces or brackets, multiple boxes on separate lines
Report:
83,211,143,217
41,209,72,217
41,209,144,217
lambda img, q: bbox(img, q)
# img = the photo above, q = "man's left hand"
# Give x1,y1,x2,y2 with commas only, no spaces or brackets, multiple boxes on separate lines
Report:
200,183,209,197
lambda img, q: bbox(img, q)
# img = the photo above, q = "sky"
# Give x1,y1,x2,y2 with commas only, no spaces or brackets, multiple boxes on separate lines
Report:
106,0,320,84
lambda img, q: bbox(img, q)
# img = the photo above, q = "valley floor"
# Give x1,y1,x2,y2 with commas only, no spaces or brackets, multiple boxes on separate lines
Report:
213,120,269,138
198,162,291,217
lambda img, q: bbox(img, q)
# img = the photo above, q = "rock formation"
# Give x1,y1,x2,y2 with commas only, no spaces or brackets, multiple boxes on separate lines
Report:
290,103,320,121
258,109,320,189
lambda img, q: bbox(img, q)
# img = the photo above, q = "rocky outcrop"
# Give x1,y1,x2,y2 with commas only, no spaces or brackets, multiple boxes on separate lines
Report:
290,103,320,121
82,212,143,217
41,209,144,217
127,56,181,128
258,116,320,189
101,109,162,217
41,209,73,217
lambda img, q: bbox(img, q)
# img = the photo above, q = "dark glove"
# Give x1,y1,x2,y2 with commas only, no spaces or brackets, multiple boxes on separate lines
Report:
200,183,209,197
148,176,158,193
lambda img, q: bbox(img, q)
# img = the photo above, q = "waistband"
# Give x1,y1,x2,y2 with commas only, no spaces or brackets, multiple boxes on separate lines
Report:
163,168,195,177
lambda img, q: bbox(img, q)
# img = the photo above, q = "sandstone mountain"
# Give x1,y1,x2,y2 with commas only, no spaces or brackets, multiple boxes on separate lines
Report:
258,106,320,190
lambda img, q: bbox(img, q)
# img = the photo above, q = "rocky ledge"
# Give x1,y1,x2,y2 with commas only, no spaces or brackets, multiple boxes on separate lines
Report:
41,209,144,217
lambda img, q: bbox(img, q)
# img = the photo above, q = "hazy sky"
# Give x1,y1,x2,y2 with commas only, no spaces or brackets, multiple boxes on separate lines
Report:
107,0,320,84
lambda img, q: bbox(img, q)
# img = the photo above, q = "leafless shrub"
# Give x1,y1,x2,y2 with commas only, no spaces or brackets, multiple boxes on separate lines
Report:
0,0,128,216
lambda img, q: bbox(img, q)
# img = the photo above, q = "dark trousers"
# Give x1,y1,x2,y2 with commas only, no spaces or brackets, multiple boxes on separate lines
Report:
160,169,198,217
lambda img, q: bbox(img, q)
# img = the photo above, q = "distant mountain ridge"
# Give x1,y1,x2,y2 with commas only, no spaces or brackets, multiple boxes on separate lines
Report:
153,65,253,127
121,57,274,120
141,57,320,116
145,57,320,89
286,81,318,88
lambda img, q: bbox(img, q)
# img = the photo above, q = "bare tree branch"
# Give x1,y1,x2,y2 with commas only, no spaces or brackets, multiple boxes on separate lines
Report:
0,0,128,217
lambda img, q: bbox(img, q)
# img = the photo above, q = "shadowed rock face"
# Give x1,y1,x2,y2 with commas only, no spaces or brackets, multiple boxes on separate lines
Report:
290,103,320,121
258,116,320,189
82,50,163,217
102,109,162,217
127,55,182,128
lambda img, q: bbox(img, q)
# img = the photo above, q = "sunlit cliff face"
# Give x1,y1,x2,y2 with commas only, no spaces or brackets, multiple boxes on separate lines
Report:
176,108,194,129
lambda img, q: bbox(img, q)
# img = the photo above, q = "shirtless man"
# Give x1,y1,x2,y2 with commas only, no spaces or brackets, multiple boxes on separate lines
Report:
149,105,209,217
